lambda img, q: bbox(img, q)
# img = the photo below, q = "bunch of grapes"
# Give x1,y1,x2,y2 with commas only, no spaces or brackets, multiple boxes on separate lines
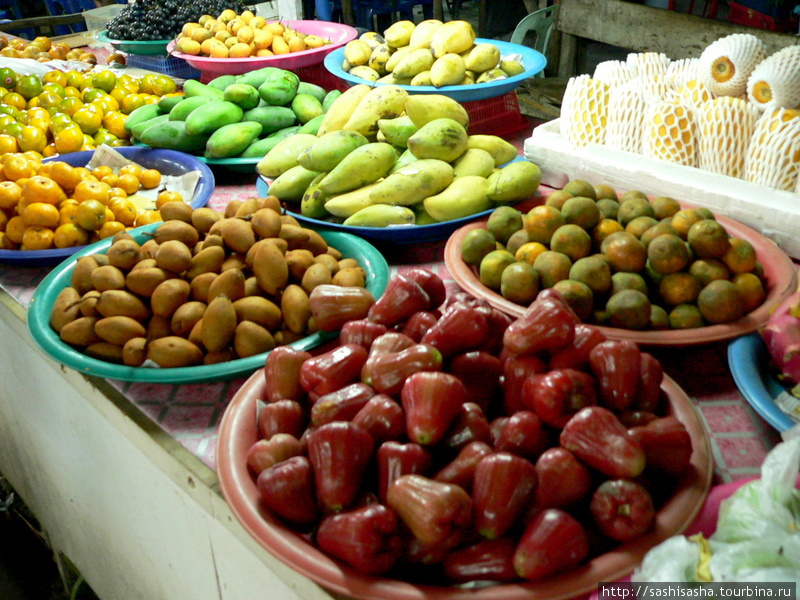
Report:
106,0,250,41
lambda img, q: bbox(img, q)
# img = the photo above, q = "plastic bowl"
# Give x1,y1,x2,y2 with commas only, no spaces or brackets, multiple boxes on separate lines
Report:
168,20,358,75
323,38,547,102
217,369,712,600
444,203,798,346
96,30,171,56
26,226,389,384
0,146,215,267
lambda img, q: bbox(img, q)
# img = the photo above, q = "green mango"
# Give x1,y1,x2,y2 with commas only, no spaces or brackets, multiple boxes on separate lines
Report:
206,74,237,91
183,79,224,99
298,114,326,136
157,94,185,113
185,101,244,136
130,114,170,141
124,103,163,134
204,121,263,159
168,96,216,121
268,165,321,203
322,89,342,112
291,93,324,124
318,142,398,195
300,172,330,219
257,69,300,106
297,129,369,172
241,106,297,136
238,66,285,89
296,82,327,104
343,204,416,227
223,83,261,110
140,120,210,153
237,135,282,159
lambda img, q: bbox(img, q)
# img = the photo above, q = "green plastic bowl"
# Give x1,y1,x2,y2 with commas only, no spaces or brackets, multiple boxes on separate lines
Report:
27,224,389,384
97,30,172,56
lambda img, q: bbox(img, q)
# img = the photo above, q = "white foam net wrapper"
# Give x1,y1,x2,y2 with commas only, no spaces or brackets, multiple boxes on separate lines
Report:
668,79,716,114
697,96,759,179
605,84,649,154
665,58,700,91
593,60,637,89
560,75,610,148
642,100,697,167
697,33,766,97
626,52,671,80
746,46,800,113
745,108,800,191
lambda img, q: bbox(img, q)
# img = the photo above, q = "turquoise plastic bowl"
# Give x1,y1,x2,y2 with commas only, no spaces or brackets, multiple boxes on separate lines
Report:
27,225,389,384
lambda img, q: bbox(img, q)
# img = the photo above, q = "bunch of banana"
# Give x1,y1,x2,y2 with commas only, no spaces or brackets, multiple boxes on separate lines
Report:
340,19,526,88
256,90,542,227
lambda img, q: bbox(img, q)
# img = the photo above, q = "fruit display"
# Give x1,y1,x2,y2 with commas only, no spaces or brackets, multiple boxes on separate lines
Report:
257,88,542,226
46,197,376,367
0,68,179,160
128,69,340,160
105,0,249,41
174,11,332,59
339,20,525,88
458,179,768,331
0,154,174,251
560,35,800,192
761,290,800,388
241,272,701,583
0,35,98,65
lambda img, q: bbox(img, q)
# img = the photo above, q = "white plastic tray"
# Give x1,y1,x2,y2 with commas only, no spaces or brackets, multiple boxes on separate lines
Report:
523,119,800,259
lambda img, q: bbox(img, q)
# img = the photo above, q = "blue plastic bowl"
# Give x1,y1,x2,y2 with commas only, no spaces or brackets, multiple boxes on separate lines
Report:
0,147,215,267
323,38,547,102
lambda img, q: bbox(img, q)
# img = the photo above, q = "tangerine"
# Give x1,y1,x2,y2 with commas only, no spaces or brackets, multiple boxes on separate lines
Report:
0,133,17,154
697,279,744,324
48,161,81,191
21,201,59,227
524,204,564,245
21,225,54,249
602,232,647,273
116,173,140,195
53,123,83,154
0,180,20,210
21,175,66,206
53,222,89,248
5,214,25,243
74,180,110,205
75,198,107,231
732,272,765,314
138,169,161,189
647,233,690,274
658,272,702,306
721,238,757,274
687,219,730,259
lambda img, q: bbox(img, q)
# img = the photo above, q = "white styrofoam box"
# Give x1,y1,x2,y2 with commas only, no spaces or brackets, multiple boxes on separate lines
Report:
254,1,279,20
523,118,800,259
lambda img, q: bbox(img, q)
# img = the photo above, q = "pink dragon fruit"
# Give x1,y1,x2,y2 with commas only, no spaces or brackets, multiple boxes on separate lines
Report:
761,290,800,385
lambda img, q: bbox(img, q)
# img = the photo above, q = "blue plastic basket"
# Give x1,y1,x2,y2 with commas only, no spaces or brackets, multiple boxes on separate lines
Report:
126,53,201,80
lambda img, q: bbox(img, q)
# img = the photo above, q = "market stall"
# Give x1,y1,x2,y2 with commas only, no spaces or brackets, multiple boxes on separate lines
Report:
0,3,798,600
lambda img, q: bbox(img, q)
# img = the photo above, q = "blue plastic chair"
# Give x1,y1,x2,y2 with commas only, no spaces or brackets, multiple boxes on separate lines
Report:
42,0,98,35
351,0,433,30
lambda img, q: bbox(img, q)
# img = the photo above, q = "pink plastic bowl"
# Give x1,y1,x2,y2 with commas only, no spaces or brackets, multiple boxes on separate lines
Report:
168,20,358,75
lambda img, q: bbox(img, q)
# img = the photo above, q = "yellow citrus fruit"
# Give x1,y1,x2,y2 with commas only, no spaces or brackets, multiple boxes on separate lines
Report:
74,179,110,205
5,215,25,243
138,169,161,189
75,198,107,231
53,222,89,248
109,198,137,226
21,175,66,206
16,125,47,153
21,225,54,249
21,201,59,227
54,123,84,154
98,219,125,239
0,180,21,210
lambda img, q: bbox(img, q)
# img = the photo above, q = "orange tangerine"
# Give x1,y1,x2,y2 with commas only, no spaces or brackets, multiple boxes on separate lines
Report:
74,179,110,205
48,161,81,191
98,219,125,239
100,173,119,188
72,106,102,135
156,190,183,208
91,165,113,180
102,111,127,139
75,198,107,231
0,209,7,231
118,163,142,178
42,143,58,158
5,215,25,243
21,175,66,206
109,198,137,226
53,123,83,154
138,169,161,189
21,201,59,227
16,125,47,153
108,186,127,201
58,201,79,225
2,154,35,181
53,222,89,248
116,173,140,195
0,133,17,154
21,225,54,249
73,166,95,181
0,180,20,210
134,209,161,227
57,96,83,116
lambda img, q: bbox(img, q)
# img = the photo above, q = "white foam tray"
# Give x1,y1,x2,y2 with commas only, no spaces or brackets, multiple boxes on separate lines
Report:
524,119,800,260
